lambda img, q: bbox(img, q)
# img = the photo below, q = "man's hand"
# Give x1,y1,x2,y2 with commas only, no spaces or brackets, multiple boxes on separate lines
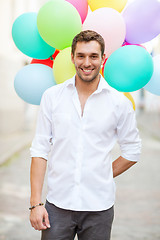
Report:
112,156,136,178
30,206,50,231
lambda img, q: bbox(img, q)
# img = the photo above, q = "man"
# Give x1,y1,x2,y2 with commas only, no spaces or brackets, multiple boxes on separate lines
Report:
30,30,141,240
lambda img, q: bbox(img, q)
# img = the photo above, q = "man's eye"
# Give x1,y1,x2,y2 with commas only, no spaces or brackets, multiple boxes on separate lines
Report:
91,56,97,59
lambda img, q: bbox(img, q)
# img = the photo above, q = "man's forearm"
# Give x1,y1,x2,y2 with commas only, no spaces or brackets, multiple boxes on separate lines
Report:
112,156,136,178
30,157,47,205
30,157,50,231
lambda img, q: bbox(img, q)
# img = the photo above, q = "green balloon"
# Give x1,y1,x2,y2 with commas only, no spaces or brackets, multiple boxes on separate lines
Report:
37,0,82,50
104,45,154,92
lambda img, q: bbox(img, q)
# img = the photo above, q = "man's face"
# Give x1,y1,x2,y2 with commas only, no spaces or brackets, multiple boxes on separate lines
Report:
71,41,105,83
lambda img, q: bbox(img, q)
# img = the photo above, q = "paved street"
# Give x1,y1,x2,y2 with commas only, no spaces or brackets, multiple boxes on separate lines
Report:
0,130,160,240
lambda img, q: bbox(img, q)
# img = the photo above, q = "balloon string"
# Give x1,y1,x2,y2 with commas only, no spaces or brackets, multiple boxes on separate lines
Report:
50,55,54,60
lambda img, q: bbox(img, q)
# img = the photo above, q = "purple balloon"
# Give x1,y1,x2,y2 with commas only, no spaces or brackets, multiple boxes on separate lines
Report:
123,0,160,44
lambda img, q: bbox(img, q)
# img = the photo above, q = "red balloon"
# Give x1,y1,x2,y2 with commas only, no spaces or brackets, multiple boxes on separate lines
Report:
31,50,60,68
102,58,108,77
52,49,60,59
31,57,53,68
122,41,146,49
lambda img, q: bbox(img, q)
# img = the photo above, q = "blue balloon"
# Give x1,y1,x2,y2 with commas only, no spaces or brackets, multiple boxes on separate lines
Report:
12,12,55,59
14,64,56,105
144,55,160,96
104,45,153,92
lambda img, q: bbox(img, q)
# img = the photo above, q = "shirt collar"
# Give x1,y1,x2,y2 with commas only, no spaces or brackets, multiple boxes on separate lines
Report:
66,75,111,93
65,76,76,88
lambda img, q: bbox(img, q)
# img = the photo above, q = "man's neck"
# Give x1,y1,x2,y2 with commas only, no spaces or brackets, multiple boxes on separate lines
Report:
75,74,101,96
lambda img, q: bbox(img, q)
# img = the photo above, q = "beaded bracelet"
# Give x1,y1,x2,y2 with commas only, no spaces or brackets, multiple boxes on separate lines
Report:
29,203,44,210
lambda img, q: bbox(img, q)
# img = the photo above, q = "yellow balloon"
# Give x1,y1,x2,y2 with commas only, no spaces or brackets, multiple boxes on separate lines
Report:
88,0,128,13
123,92,136,111
53,47,76,84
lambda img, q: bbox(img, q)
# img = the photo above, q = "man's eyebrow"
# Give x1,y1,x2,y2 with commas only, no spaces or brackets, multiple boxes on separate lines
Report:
91,53,99,56
76,52,85,55
76,52,99,55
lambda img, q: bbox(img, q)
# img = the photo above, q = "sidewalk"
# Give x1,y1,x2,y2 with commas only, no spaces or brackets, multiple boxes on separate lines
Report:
0,130,34,166
137,111,160,140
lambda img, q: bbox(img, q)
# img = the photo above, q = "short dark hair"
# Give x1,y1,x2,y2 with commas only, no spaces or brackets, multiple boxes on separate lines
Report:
71,30,105,56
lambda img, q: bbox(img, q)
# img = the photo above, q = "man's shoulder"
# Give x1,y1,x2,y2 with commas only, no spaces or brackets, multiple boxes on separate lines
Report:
106,84,132,109
101,77,124,99
44,78,72,96
107,84,125,101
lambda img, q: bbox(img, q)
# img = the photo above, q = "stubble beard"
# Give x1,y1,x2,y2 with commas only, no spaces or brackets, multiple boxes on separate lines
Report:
76,66,101,84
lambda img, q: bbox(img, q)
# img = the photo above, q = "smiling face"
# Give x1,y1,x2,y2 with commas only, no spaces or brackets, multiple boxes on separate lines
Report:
71,41,105,84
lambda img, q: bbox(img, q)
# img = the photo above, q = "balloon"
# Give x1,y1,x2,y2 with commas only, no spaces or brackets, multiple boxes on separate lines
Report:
101,58,108,77
66,0,88,23
122,41,146,49
31,50,60,68
144,55,160,96
123,92,136,110
104,45,153,92
12,12,55,59
99,68,103,76
88,0,127,13
14,64,56,105
37,0,82,50
52,50,60,60
53,47,76,84
123,0,160,44
31,57,54,68
83,8,126,57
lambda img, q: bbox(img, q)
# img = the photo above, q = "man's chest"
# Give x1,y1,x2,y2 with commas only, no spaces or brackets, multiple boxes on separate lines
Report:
51,93,117,140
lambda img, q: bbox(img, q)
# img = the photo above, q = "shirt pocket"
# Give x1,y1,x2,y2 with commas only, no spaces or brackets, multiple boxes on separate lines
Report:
52,113,71,139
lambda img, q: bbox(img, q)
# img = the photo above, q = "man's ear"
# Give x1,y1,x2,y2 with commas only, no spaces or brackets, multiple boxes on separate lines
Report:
71,53,74,64
102,53,106,65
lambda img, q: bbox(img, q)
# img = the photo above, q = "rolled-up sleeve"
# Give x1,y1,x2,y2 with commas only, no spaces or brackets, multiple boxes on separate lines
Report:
30,91,52,160
116,97,141,162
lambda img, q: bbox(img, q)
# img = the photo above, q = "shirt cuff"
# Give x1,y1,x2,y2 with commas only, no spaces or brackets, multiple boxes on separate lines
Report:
30,134,51,161
30,151,49,161
121,152,141,162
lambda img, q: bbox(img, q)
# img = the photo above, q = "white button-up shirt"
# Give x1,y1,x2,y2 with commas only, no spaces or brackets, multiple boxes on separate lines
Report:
30,76,141,211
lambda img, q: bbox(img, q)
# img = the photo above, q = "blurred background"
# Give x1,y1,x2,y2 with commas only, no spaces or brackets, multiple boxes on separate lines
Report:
0,0,160,239
0,0,50,164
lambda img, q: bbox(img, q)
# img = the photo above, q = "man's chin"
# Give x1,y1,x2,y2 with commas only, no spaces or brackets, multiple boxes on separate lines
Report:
81,77,95,83
78,73,99,83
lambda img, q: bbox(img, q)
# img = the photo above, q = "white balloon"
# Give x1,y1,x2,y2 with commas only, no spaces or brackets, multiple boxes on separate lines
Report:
144,55,160,96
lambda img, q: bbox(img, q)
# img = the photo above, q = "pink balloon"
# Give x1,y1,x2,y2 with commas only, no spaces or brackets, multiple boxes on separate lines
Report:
83,8,126,57
66,0,88,24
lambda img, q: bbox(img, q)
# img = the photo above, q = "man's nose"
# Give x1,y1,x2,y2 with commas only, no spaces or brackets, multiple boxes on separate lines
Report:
84,57,91,67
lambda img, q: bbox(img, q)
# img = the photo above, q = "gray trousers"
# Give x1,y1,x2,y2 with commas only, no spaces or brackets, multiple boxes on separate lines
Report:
41,200,114,240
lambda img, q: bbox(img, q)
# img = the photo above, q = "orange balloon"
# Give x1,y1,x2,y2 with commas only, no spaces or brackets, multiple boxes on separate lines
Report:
100,68,103,76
